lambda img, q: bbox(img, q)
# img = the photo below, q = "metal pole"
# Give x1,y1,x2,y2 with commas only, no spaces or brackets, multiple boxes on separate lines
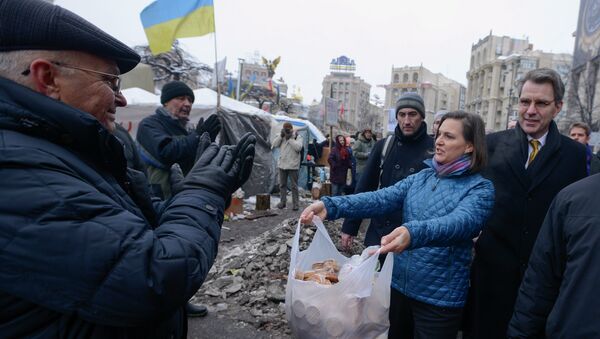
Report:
236,58,244,100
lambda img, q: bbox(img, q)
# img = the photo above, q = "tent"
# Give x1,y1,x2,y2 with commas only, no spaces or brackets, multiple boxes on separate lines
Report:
117,88,325,196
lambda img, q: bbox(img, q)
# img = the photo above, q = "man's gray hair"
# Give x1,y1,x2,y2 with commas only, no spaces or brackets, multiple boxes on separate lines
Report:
0,50,75,86
517,68,565,103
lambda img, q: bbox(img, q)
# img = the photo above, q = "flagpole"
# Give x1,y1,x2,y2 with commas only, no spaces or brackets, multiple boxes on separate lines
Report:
212,3,221,109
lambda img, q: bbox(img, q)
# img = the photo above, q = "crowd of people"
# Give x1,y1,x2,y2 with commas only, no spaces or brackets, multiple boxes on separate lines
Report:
1,1,600,338
0,0,255,337
302,68,598,338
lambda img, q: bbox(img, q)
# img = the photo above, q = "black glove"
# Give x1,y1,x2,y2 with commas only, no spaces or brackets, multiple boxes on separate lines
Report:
196,115,221,142
180,143,240,204
231,132,256,191
169,163,185,195
195,131,212,162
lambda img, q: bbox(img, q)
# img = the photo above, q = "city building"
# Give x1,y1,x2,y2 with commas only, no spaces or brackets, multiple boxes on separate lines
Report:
465,34,572,132
321,56,372,131
383,65,466,132
239,60,288,99
565,0,600,137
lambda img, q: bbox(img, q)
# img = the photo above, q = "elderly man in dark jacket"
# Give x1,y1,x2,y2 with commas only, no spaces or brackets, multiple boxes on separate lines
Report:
0,1,255,337
507,174,600,338
341,92,433,250
464,68,587,338
137,80,221,199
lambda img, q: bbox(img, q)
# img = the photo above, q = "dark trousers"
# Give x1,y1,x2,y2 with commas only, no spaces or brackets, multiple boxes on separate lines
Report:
389,288,463,339
278,169,299,207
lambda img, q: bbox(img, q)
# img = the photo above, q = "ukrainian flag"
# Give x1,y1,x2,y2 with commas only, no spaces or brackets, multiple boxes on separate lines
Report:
140,0,215,55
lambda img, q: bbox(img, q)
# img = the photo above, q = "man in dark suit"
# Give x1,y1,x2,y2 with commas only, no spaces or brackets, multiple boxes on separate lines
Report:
464,68,587,338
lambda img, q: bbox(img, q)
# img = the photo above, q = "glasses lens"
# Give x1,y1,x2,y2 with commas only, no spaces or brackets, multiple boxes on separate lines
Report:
113,77,121,93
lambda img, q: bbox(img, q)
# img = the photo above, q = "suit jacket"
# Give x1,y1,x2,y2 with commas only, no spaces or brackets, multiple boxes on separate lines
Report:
465,122,587,339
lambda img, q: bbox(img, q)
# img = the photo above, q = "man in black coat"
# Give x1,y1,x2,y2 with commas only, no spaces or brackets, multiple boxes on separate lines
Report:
464,68,587,338
507,174,600,338
340,92,433,249
0,1,255,337
137,81,221,199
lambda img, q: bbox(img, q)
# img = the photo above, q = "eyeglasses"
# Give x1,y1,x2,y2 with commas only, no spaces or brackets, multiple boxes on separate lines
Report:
518,98,555,110
21,61,121,94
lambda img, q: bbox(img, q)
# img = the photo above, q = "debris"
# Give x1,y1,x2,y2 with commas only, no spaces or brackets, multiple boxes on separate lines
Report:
195,217,365,336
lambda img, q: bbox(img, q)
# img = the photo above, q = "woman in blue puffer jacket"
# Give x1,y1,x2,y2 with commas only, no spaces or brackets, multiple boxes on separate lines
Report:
300,111,494,338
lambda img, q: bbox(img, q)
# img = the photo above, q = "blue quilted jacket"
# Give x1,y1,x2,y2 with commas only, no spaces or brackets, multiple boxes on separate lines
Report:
322,160,494,307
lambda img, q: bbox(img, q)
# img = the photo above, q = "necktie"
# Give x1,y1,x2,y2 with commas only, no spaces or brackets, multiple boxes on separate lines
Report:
528,139,540,166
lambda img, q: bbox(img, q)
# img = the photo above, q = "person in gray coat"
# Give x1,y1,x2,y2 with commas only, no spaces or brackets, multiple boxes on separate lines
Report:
352,128,376,181
272,122,303,210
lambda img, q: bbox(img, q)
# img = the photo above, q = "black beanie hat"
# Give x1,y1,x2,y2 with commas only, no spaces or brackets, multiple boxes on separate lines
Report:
160,81,195,105
0,0,140,74
395,92,425,118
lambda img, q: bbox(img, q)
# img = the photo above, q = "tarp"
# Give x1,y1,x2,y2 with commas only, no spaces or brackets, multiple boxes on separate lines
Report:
117,87,325,196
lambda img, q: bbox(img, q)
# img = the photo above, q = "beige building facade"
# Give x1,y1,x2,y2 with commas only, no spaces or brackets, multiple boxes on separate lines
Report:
321,57,372,131
465,34,572,132
383,65,466,132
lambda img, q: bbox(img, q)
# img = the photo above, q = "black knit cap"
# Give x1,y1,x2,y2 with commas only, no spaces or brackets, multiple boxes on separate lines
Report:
160,81,195,104
395,92,425,118
0,0,140,74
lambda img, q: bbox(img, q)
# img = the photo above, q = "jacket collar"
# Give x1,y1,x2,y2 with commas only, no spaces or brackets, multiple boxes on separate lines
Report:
503,121,563,192
394,122,428,143
0,76,127,184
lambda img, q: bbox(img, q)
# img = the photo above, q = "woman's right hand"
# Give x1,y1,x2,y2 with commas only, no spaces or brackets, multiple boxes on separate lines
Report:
299,201,327,224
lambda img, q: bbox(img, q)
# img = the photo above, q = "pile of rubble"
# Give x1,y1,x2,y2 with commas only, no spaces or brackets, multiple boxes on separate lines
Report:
192,217,366,336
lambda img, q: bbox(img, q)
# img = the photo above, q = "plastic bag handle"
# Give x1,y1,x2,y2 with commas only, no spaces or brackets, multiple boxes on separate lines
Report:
290,216,337,267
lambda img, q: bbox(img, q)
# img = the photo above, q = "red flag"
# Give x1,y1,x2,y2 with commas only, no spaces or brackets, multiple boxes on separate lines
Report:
339,103,345,120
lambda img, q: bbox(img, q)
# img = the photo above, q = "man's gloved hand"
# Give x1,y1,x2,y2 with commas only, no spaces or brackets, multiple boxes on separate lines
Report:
195,131,212,162
196,114,221,142
231,132,256,191
180,143,240,205
169,163,185,195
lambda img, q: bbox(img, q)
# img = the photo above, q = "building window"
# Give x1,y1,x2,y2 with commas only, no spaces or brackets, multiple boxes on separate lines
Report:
403,73,409,83
413,73,418,83
394,74,399,83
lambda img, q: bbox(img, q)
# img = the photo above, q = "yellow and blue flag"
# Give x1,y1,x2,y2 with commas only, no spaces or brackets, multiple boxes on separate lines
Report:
140,0,215,55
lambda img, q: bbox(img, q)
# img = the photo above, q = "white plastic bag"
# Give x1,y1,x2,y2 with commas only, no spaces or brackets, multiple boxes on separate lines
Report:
285,216,393,338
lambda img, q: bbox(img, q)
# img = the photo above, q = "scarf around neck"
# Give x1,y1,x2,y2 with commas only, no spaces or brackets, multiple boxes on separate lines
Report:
431,153,472,177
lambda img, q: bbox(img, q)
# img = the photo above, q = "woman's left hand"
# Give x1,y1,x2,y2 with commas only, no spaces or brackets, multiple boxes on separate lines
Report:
379,226,411,254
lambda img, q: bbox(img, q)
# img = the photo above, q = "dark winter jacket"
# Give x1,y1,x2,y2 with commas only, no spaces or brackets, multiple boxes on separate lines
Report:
465,122,587,339
114,123,147,174
341,123,434,246
136,108,199,198
0,77,223,338
323,161,494,307
352,132,376,174
508,174,600,338
327,136,352,184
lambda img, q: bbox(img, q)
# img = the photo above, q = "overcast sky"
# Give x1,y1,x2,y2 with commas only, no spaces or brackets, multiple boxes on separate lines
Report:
56,0,579,104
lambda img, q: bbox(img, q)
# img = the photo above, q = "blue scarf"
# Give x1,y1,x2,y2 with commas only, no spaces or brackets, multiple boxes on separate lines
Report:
431,154,472,177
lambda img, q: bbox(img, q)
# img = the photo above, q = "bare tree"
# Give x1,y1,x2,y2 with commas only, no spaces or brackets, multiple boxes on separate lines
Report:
133,41,213,89
570,60,600,131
